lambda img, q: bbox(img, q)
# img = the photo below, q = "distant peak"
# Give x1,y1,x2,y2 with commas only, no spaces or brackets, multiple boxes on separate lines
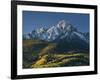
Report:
57,20,65,29
59,20,66,23
57,20,72,30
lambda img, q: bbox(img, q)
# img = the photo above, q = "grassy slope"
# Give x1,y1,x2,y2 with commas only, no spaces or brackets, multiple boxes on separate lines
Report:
31,53,89,68
23,39,89,68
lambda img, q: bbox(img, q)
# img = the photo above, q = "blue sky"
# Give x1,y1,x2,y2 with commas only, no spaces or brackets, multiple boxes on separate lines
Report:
23,11,89,34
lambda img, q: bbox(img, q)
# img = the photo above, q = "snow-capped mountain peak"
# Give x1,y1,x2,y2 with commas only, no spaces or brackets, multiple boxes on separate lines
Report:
57,20,66,30
23,20,89,43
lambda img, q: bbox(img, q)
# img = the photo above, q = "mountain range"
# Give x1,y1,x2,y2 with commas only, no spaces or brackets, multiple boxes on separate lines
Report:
23,20,89,43
23,20,89,53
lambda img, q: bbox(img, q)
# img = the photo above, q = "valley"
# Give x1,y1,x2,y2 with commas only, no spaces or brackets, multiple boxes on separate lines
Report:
23,39,89,68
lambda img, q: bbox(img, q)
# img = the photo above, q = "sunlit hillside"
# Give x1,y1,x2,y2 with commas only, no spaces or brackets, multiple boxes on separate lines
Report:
23,39,89,68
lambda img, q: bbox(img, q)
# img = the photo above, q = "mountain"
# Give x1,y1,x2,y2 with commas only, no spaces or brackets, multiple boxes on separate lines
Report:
23,20,89,43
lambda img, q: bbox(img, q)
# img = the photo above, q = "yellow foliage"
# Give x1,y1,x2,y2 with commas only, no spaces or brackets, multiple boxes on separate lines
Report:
34,58,46,66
